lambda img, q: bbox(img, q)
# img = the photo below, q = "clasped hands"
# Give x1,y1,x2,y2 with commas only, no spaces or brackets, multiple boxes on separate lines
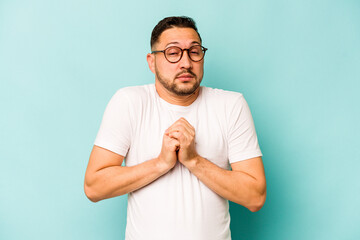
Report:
158,117,199,170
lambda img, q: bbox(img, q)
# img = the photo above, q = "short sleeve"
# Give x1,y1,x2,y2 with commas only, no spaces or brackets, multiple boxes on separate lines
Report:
94,89,133,156
227,95,262,163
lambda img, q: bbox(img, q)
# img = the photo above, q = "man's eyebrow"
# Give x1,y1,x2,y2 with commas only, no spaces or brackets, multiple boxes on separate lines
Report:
191,41,201,45
165,42,180,48
165,41,201,48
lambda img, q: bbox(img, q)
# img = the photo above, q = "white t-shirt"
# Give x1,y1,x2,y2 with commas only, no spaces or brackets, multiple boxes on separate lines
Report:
94,84,262,240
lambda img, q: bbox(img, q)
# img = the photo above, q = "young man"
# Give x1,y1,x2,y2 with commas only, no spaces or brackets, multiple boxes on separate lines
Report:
84,16,266,240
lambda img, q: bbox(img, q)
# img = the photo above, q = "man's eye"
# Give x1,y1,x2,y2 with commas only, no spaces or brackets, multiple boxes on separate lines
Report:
168,51,180,56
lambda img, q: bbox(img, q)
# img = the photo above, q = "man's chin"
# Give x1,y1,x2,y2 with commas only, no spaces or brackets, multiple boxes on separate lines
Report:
173,83,199,96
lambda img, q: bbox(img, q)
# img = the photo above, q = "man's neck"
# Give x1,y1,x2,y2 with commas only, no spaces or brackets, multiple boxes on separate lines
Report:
155,81,200,106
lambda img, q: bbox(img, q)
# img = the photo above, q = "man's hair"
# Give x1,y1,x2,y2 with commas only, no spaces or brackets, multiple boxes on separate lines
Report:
150,16,202,49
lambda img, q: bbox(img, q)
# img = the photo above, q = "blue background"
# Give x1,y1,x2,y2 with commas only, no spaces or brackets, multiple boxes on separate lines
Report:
1,0,359,239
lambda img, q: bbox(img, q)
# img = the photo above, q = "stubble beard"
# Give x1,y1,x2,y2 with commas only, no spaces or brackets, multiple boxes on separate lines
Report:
155,68,202,96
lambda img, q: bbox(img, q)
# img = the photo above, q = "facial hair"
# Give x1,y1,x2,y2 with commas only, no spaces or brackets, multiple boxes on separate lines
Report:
155,68,202,96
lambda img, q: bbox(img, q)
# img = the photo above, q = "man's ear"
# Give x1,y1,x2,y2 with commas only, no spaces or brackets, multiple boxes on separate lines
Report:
147,53,155,74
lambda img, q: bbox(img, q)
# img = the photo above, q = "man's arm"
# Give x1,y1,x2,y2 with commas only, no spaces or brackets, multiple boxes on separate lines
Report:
167,118,266,212
84,133,180,202
182,156,266,212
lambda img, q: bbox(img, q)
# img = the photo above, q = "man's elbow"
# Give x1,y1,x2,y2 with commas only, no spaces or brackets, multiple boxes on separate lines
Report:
248,192,266,212
84,183,101,203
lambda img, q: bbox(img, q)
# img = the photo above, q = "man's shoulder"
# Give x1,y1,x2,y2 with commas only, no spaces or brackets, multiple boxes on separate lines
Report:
111,84,154,103
201,86,244,102
106,84,155,110
115,84,154,97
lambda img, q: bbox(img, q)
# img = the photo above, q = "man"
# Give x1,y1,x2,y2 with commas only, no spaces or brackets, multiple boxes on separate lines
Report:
84,16,266,240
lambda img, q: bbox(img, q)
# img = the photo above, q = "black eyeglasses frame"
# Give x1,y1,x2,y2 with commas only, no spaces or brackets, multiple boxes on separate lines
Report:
151,45,208,63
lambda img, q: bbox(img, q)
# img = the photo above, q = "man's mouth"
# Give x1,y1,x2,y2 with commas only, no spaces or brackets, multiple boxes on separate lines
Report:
176,72,196,81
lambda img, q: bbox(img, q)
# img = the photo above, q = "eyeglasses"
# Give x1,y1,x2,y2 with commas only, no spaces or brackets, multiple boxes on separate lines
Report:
151,45,208,63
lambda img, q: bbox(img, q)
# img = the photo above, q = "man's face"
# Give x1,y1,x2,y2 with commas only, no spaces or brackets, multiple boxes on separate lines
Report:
149,27,204,96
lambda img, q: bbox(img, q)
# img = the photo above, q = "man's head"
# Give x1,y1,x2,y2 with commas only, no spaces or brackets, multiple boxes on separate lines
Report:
150,16,202,50
147,16,206,97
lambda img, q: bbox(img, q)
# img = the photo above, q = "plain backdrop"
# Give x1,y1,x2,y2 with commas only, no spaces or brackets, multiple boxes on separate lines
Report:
1,0,359,239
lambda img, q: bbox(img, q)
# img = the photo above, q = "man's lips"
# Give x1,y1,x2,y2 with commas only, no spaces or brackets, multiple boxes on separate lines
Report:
176,73,195,81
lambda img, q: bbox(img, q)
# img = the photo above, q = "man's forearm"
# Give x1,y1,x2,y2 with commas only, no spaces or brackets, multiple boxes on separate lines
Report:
182,156,266,212
84,158,170,202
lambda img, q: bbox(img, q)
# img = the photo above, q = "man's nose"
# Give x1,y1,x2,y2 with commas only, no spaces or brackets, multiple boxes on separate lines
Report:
179,50,193,69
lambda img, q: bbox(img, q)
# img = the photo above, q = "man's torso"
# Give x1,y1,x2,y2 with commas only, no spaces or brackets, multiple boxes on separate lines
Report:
95,84,262,240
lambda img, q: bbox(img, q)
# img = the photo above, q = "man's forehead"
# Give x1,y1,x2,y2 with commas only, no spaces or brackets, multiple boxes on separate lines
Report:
157,27,201,47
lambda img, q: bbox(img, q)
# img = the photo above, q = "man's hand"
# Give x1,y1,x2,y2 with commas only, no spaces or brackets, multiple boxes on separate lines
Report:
166,118,199,165
157,130,180,170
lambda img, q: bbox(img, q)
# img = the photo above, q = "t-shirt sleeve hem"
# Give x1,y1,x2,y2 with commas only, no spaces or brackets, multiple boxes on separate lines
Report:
93,141,128,157
229,150,263,164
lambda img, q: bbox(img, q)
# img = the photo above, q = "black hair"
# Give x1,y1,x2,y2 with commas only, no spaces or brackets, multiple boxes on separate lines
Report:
150,16,202,49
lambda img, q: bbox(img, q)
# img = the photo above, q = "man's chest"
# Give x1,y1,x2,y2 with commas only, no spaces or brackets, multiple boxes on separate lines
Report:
126,107,229,169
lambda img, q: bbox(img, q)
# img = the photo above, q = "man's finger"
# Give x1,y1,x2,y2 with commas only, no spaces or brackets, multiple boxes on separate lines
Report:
175,118,195,135
168,131,182,141
178,118,195,130
169,138,180,151
167,123,194,137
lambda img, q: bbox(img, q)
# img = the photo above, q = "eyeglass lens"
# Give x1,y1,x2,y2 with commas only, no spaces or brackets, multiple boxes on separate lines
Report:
165,46,205,63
